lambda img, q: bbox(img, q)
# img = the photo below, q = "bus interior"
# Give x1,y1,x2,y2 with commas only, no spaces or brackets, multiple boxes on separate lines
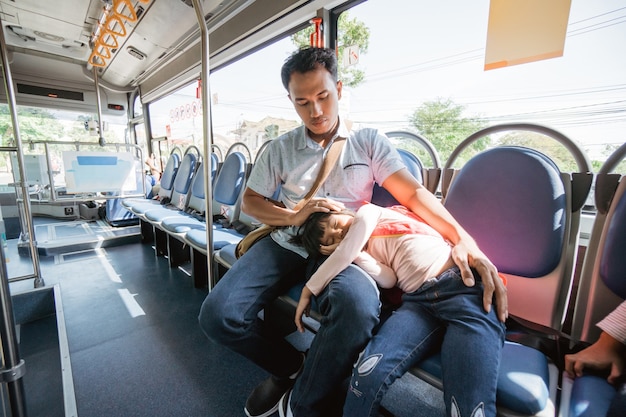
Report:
0,0,624,416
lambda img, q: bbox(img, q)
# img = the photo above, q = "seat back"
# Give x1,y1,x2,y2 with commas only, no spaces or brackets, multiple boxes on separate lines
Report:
210,152,219,186
371,149,424,207
168,150,198,210
212,148,248,225
569,142,626,344
385,130,442,194
186,152,220,216
442,123,592,331
186,160,206,215
156,150,181,200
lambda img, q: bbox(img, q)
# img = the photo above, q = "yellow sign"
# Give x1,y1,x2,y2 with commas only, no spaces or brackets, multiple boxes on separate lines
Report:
485,0,571,70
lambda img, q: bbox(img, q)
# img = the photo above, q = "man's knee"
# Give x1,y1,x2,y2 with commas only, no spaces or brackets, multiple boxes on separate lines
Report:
198,293,239,344
326,276,380,326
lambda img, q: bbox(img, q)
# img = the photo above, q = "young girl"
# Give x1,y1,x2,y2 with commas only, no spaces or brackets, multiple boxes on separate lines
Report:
294,203,506,417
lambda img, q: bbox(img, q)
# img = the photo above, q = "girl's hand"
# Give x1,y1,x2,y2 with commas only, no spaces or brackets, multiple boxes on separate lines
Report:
295,286,314,333
319,241,339,255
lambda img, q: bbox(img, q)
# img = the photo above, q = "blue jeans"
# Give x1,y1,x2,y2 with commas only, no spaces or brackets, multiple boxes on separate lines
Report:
343,267,505,417
198,236,381,416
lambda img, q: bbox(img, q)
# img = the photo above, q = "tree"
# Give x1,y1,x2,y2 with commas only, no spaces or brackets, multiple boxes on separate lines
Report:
264,124,279,140
408,98,489,166
291,12,370,88
496,131,584,173
0,106,64,145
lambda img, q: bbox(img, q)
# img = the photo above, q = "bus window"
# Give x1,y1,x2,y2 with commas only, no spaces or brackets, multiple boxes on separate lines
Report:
148,82,202,156
341,0,626,174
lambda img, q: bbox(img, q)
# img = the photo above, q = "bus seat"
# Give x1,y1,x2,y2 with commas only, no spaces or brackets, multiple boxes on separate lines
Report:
371,149,424,207
159,151,221,237
121,149,181,214
158,153,221,268
385,130,442,194
211,150,248,228
104,160,152,227
212,140,278,272
184,146,251,287
559,142,626,417
413,123,592,416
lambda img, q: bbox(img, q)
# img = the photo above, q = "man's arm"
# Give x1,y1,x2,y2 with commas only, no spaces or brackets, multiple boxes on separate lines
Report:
381,168,508,322
241,187,344,227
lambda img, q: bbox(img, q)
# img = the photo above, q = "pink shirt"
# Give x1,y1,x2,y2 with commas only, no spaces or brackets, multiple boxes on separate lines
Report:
306,204,455,296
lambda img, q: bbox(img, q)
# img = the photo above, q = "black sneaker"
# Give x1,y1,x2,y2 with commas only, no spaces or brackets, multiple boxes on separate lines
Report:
244,376,295,417
278,388,292,417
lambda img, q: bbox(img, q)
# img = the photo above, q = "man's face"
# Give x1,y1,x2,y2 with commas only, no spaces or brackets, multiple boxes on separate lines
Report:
287,67,343,140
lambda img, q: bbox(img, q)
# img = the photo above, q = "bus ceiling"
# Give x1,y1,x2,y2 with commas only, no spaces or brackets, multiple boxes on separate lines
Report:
0,0,344,95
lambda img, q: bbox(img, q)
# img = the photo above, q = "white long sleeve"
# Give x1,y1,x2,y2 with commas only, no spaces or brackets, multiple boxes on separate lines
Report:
305,204,383,296
598,301,626,345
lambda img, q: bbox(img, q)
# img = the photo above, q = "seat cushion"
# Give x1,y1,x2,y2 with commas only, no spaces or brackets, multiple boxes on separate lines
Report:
569,375,615,417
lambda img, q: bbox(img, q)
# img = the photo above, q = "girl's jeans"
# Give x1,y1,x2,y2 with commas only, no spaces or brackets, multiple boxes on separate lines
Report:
344,267,506,417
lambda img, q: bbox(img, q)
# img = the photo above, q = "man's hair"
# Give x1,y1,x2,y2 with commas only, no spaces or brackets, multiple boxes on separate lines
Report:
291,211,331,256
280,47,338,91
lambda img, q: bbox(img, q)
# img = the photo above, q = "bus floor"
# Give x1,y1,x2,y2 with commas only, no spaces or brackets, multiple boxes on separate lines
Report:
7,240,444,417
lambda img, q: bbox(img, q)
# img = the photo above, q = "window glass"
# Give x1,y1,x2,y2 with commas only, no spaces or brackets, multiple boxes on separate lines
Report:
133,93,143,118
0,104,128,186
342,0,626,175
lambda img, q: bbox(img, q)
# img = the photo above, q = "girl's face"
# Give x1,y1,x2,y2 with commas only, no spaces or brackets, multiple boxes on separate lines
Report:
319,213,354,247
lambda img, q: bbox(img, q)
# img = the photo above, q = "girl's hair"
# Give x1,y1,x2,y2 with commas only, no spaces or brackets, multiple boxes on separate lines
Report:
291,209,354,256
291,211,331,256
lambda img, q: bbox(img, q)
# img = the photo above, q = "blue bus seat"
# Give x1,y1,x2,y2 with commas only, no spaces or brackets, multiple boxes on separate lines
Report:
385,130,442,194
559,142,626,417
371,149,424,207
121,149,181,214
415,123,592,417
212,140,280,272
183,146,251,287
158,154,221,268
138,151,199,254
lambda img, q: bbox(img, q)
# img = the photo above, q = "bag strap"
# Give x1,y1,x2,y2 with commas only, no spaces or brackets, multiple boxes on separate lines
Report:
293,137,346,211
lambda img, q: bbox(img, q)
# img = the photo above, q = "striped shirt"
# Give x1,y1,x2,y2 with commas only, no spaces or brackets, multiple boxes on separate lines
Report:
598,301,626,345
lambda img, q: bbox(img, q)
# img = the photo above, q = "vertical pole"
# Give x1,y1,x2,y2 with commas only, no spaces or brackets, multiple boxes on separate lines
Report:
93,68,106,147
0,241,28,417
0,16,44,288
0,23,28,413
191,0,215,290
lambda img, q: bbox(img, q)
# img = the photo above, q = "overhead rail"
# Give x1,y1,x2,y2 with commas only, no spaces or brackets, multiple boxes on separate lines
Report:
88,0,151,68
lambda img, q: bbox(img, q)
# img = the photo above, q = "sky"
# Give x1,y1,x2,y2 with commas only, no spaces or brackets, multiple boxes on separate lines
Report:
203,0,626,161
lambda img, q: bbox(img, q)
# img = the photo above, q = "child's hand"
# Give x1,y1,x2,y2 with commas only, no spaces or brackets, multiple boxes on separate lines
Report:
295,286,314,333
319,242,339,255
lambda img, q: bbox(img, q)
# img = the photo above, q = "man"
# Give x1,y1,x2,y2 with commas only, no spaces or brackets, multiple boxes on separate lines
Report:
198,46,508,417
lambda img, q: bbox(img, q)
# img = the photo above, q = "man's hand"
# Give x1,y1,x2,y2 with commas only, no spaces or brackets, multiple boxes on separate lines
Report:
451,241,508,323
292,198,345,226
